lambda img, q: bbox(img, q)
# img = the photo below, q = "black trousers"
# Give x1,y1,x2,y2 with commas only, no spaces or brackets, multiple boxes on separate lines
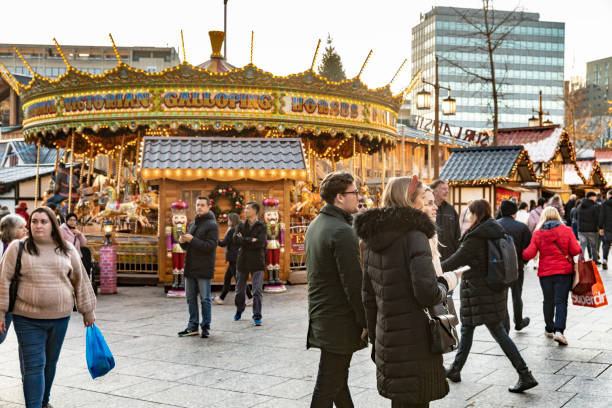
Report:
451,322,527,373
505,267,525,330
219,262,252,300
311,350,353,408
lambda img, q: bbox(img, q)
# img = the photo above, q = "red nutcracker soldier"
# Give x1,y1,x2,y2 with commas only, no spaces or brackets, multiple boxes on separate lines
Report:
263,198,286,293
166,201,188,295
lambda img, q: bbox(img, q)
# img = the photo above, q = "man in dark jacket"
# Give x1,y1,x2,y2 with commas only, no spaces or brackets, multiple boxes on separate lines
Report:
214,213,252,304
431,180,460,261
564,194,576,226
234,201,267,326
497,200,532,331
305,171,366,407
178,196,219,338
599,190,612,270
578,191,601,263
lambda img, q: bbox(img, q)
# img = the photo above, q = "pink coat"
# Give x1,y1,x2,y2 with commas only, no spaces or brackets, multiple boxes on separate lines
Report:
59,223,87,255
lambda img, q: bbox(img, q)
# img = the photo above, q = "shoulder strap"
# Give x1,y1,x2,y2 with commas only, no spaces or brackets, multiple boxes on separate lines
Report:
14,241,24,278
552,241,572,265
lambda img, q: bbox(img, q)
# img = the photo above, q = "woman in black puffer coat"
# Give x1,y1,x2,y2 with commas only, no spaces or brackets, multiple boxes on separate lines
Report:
442,200,537,393
354,176,457,408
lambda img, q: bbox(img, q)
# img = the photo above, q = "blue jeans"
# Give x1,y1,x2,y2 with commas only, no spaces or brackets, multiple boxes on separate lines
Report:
12,315,70,408
0,312,12,344
185,277,212,330
539,274,572,334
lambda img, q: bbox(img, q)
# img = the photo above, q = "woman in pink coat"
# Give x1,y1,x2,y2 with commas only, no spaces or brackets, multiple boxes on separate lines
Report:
59,212,87,256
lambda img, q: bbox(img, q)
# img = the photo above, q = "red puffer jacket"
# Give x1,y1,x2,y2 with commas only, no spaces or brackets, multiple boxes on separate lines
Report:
523,221,582,277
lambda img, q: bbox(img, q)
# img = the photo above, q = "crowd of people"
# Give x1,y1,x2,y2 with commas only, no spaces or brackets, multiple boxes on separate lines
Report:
0,169,608,407
305,171,602,408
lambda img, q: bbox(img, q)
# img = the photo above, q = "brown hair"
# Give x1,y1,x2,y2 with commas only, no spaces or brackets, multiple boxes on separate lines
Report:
228,212,240,226
196,196,211,206
381,176,423,208
319,172,354,204
25,206,69,256
467,199,491,230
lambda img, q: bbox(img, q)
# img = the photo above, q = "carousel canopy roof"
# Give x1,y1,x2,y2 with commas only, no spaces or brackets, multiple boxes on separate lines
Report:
441,145,537,185
139,136,307,181
3,32,403,155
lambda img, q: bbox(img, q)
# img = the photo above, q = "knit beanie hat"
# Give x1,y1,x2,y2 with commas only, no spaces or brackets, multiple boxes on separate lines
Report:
500,200,518,217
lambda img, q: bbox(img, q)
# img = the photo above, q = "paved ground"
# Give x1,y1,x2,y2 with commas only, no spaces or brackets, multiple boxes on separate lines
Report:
2,261,612,407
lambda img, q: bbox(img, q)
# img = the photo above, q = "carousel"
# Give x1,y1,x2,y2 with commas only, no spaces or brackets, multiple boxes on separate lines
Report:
2,30,404,289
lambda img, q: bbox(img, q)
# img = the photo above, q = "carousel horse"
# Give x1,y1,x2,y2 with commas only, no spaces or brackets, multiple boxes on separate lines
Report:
93,186,148,227
290,182,322,219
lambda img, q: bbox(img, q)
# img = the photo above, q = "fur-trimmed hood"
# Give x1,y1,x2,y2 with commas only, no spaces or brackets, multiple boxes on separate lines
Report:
354,206,436,252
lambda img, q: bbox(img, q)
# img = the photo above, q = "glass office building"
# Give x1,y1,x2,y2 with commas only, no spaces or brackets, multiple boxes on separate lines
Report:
411,7,565,131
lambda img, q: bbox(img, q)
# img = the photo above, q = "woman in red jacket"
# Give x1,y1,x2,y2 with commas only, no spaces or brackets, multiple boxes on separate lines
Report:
523,206,581,346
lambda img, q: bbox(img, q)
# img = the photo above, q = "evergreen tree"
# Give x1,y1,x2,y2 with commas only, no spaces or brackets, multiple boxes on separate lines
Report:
317,35,346,82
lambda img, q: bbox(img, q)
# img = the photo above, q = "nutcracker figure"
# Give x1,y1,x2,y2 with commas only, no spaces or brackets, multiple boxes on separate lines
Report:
166,201,188,292
263,198,285,291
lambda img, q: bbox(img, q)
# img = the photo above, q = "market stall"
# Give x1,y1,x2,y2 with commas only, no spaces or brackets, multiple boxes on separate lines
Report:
497,125,577,201
440,145,538,214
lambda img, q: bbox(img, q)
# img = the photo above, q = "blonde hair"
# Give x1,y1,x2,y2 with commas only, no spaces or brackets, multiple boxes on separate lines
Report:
535,206,562,231
381,176,422,208
383,178,441,260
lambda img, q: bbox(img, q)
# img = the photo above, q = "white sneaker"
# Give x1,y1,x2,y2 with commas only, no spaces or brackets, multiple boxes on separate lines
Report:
545,331,554,338
213,296,224,305
246,298,253,307
554,331,568,345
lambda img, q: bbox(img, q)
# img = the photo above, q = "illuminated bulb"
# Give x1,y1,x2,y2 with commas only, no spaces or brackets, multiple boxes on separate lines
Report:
219,169,225,176
207,169,214,176
280,170,287,177
249,169,255,176
239,170,245,177
143,169,150,177
196,169,204,176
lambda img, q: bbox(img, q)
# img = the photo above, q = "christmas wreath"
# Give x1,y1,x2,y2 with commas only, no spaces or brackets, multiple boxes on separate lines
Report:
209,184,244,223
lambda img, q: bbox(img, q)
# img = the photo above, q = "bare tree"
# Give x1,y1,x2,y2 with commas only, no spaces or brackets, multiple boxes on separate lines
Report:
566,83,612,154
441,1,527,144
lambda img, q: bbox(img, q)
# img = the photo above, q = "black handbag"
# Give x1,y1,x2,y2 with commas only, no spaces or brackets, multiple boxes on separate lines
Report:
8,241,25,313
424,296,459,354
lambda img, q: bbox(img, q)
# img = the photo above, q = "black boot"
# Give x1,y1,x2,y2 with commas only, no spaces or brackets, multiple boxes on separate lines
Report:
200,325,210,338
508,369,538,393
515,317,530,331
445,366,461,383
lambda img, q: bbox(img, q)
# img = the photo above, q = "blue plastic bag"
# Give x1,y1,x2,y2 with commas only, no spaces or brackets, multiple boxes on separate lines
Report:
86,323,115,379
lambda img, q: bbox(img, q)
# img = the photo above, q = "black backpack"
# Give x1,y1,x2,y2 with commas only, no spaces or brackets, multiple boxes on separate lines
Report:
486,234,518,291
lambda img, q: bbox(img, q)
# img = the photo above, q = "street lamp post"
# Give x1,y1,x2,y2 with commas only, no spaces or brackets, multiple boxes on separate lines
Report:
416,56,456,179
529,90,553,127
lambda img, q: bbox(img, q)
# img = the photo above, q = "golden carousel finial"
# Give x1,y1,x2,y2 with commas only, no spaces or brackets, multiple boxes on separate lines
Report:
0,61,21,94
357,49,373,79
14,47,40,78
108,33,122,65
52,38,72,71
250,31,254,64
389,58,407,86
310,39,321,71
180,29,187,62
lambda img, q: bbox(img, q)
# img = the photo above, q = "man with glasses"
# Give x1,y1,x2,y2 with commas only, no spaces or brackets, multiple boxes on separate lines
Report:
305,171,367,408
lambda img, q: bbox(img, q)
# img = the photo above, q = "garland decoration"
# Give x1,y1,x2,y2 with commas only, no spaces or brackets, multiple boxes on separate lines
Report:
209,184,244,223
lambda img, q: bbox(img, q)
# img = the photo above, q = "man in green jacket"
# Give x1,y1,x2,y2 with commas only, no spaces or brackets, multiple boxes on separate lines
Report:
305,171,367,408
